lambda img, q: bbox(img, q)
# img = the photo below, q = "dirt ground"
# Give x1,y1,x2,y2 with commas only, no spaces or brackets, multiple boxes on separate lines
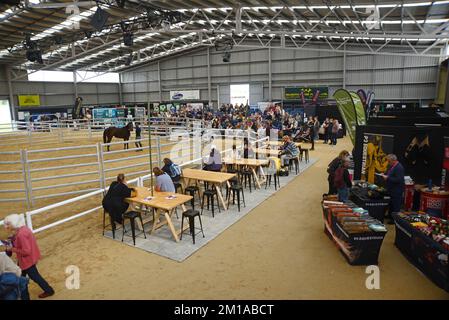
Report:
1,133,449,299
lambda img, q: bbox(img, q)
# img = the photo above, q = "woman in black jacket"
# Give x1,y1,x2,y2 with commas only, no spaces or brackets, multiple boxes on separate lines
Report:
102,173,134,224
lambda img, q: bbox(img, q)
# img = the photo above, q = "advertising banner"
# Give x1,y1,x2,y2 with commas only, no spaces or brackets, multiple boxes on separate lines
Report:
351,91,367,126
170,90,200,100
18,95,40,107
361,133,394,184
284,86,329,100
334,89,358,145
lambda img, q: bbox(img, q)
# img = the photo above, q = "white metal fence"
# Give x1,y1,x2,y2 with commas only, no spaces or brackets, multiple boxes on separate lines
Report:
0,119,271,230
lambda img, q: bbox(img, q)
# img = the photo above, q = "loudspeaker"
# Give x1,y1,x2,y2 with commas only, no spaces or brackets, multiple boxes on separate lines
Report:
90,7,109,31
26,50,43,64
222,52,231,63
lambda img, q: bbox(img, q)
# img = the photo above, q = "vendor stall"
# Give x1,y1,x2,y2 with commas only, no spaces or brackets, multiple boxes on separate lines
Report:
350,181,390,223
394,212,449,292
322,195,387,265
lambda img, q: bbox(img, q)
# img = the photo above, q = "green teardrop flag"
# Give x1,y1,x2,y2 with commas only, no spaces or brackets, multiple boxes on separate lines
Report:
334,89,357,145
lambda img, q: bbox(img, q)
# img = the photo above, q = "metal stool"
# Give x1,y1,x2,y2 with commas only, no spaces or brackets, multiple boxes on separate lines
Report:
288,157,299,175
174,181,183,194
201,188,221,217
226,184,246,212
121,211,146,246
180,209,204,244
240,169,255,193
265,172,280,190
185,185,200,210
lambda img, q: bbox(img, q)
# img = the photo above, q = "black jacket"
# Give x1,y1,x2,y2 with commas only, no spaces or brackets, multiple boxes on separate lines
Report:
102,181,133,223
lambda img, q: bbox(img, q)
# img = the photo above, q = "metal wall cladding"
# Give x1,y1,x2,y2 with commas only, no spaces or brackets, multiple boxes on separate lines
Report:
402,84,436,99
193,53,207,67
161,68,177,80
98,94,120,104
133,72,147,82
176,55,193,68
250,83,264,105
250,49,268,62
404,55,439,68
96,83,119,93
374,69,403,84
211,65,230,77
345,54,375,70
271,87,283,100
121,72,134,83
122,83,134,93
79,94,98,105
403,67,437,83
177,67,194,80
218,84,230,104
13,81,44,94
134,82,147,93
134,92,149,102
318,57,343,71
371,85,402,99
230,63,250,76
272,48,295,60
123,93,135,102
148,82,159,92
291,59,319,73
249,62,268,75
193,66,207,78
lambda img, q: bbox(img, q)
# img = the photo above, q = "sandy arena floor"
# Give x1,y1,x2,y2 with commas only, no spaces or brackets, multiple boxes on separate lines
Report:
1,133,449,299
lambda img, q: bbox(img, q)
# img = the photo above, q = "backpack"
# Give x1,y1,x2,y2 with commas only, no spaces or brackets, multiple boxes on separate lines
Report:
0,273,28,300
169,163,181,177
333,167,345,189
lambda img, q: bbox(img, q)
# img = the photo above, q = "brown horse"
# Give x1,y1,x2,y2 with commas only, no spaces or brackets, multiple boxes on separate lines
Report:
103,122,133,151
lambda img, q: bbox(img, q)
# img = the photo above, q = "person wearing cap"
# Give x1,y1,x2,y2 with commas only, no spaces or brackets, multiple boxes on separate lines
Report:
279,135,299,167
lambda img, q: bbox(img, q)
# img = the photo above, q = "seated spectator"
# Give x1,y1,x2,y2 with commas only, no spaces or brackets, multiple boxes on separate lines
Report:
0,252,29,300
153,167,176,192
228,144,241,159
1,214,54,299
162,158,181,182
280,135,299,167
102,173,135,224
204,146,223,172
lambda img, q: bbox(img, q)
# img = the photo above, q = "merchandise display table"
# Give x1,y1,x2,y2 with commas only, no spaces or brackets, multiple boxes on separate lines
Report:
322,197,387,265
350,185,390,223
393,212,449,292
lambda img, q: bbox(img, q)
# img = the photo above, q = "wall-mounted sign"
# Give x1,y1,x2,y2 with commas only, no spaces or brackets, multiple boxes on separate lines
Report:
170,90,200,100
18,95,40,107
284,87,329,100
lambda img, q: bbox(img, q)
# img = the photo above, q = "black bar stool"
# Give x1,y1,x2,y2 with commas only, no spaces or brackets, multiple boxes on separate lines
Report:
121,211,146,246
226,183,246,212
240,168,255,193
225,176,239,199
180,209,205,244
288,157,299,175
185,185,201,210
174,181,183,194
201,188,221,217
265,172,280,190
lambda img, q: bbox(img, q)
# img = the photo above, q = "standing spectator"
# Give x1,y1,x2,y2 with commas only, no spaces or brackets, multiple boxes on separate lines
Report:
313,116,320,141
380,154,405,224
135,122,142,151
331,119,339,146
334,159,352,202
327,150,350,195
323,118,330,144
153,167,176,192
2,214,54,299
326,117,334,145
162,158,182,183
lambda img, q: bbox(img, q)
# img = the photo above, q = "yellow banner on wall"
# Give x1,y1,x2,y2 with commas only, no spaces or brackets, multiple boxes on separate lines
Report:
18,95,40,107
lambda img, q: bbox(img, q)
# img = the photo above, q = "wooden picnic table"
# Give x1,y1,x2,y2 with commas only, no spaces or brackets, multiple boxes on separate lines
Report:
126,187,192,242
254,148,281,157
182,168,236,210
222,158,268,189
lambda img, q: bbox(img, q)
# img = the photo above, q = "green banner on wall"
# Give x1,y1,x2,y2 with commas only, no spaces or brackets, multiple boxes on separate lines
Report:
284,86,329,100
334,89,357,145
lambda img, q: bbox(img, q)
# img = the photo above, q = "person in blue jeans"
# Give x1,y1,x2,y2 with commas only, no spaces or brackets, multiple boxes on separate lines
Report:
334,159,352,202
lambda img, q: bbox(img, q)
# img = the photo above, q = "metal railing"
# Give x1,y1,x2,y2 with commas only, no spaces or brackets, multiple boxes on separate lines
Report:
0,127,269,233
